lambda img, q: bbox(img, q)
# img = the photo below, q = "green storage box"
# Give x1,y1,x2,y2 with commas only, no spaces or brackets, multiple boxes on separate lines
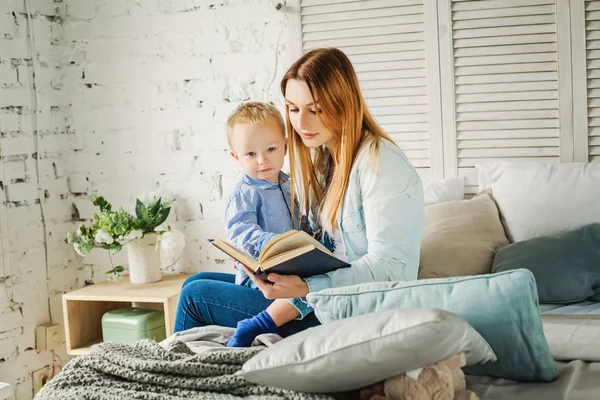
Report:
101,308,166,345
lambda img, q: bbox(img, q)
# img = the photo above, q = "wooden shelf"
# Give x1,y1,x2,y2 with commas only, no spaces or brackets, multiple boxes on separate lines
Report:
68,338,103,356
62,273,191,356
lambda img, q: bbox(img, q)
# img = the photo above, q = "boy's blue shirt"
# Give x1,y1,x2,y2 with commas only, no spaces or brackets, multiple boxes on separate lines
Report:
223,171,314,319
224,171,296,265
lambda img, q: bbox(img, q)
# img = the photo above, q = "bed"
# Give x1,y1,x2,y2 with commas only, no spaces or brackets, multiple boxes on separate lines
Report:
465,304,600,399
541,302,600,362
467,360,600,400
34,305,600,400
37,161,600,400
34,326,343,400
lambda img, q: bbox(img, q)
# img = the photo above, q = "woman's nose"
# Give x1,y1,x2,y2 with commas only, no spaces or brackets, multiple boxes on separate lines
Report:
298,111,311,131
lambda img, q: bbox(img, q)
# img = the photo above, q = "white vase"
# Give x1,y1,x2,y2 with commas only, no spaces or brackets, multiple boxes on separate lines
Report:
127,233,162,284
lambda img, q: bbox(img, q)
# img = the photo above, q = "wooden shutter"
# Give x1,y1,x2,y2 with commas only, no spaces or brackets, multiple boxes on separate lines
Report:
300,0,436,181
587,0,600,162
444,0,561,193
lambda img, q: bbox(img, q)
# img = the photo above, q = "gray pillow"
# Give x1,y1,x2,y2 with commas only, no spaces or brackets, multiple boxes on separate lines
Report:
238,308,496,393
492,223,600,303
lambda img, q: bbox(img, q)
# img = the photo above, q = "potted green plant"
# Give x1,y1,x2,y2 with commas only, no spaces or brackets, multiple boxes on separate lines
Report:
67,193,185,284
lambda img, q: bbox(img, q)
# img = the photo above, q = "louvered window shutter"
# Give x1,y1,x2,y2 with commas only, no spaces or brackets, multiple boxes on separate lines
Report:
295,0,585,190
586,0,600,162
300,0,435,181
443,0,561,193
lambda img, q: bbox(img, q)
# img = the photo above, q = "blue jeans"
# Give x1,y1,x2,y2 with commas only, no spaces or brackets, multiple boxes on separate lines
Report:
174,272,321,337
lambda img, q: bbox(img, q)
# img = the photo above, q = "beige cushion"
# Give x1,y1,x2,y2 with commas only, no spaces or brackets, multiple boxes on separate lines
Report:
418,190,509,279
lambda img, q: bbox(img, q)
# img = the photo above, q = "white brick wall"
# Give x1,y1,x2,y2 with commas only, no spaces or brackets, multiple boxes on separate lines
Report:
0,0,295,398
0,0,73,398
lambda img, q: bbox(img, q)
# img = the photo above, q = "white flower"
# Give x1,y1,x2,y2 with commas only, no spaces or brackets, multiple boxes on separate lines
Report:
94,229,114,245
74,243,89,256
125,230,143,241
159,229,186,261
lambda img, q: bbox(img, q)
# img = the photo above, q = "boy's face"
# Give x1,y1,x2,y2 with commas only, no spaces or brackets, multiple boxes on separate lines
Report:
229,116,287,184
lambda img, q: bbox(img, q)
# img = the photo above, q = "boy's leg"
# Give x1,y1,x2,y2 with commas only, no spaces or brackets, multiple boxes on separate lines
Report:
276,310,321,337
175,274,321,342
227,299,300,348
268,298,301,325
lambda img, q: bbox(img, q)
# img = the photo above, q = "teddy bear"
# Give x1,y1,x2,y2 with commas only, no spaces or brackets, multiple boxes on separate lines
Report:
358,353,479,400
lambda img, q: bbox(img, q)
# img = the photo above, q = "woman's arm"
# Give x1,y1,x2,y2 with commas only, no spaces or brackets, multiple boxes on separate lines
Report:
246,142,424,300
305,141,425,292
240,264,309,299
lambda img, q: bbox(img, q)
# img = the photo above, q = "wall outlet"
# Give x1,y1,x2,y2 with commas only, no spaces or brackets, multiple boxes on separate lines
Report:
36,323,63,351
32,366,52,394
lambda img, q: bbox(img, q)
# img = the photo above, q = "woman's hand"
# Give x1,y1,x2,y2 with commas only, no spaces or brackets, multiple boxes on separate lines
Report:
240,264,309,299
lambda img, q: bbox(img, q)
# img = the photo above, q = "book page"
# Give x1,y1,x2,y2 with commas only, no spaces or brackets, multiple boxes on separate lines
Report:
260,244,316,271
259,230,332,264
212,240,258,272
259,230,298,262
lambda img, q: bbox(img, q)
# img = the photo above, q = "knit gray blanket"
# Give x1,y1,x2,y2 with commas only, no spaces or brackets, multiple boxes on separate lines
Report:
35,339,335,400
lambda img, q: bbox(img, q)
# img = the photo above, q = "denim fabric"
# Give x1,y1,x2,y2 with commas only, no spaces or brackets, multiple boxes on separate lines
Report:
304,139,425,293
174,272,321,337
224,171,315,319
224,172,296,285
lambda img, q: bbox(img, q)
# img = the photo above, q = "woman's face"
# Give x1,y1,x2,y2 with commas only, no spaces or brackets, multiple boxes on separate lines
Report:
284,79,336,151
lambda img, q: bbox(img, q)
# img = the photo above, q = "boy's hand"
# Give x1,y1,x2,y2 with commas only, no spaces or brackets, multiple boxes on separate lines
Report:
240,264,309,300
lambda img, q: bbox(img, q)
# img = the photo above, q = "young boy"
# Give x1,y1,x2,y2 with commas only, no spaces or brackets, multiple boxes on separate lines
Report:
223,101,310,347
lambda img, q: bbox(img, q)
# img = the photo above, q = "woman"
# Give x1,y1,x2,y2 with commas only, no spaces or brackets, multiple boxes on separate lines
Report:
174,48,424,340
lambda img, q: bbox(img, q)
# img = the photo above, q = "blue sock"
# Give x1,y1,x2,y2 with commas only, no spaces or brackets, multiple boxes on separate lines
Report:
227,310,278,348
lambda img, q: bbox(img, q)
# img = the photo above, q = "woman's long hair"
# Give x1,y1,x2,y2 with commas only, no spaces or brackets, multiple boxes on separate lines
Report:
281,47,397,232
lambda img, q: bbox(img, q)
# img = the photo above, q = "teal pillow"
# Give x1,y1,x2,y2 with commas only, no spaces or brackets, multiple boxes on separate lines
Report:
306,269,557,382
492,223,600,304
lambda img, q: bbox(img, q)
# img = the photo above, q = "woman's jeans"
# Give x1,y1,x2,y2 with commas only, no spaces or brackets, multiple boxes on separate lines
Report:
174,272,321,338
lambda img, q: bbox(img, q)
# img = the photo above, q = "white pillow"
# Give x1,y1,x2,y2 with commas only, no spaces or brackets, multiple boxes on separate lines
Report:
423,176,465,205
476,161,600,242
239,308,496,393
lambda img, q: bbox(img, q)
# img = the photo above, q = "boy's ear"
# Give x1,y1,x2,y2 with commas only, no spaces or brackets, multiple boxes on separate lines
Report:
284,138,288,156
230,151,239,161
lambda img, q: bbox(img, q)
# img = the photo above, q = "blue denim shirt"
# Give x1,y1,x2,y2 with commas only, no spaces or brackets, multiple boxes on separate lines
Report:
224,139,424,321
223,172,314,318
302,139,425,317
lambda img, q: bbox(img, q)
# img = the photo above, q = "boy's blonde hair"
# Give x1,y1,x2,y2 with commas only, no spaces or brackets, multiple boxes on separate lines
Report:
226,101,286,149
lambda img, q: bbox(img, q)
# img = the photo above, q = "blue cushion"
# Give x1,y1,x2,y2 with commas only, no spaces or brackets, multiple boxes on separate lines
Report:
306,269,557,382
492,223,600,304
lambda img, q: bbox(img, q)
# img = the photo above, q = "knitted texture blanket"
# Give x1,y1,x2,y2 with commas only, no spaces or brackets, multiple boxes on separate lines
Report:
35,339,335,400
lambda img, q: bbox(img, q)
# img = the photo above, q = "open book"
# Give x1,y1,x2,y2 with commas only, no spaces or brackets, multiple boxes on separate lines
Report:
212,230,351,280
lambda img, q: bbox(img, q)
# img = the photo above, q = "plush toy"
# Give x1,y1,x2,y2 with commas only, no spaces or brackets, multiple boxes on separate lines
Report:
359,353,479,400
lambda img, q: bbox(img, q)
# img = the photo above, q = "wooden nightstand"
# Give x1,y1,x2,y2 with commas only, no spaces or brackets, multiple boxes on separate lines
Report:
62,273,191,356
